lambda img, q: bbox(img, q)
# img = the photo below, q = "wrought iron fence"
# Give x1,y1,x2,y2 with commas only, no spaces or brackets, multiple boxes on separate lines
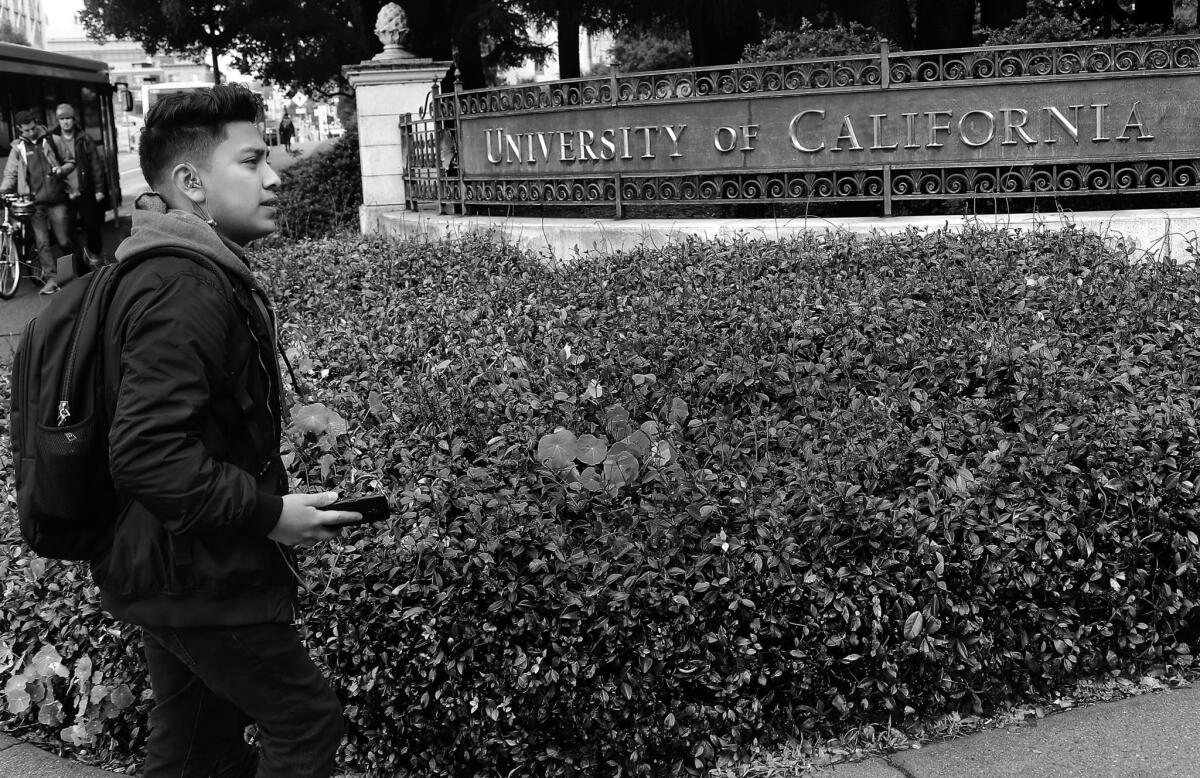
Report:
400,36,1200,218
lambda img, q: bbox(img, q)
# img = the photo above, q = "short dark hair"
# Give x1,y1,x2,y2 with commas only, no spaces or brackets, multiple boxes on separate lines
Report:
14,109,38,127
139,84,262,188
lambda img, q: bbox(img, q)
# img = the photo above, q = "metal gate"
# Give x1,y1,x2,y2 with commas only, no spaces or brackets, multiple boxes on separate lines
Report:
398,81,460,214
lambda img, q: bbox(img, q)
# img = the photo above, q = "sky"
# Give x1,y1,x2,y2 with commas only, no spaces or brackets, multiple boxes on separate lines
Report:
46,0,85,37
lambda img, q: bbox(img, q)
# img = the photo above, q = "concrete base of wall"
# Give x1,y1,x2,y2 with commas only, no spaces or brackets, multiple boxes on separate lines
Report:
371,207,1200,263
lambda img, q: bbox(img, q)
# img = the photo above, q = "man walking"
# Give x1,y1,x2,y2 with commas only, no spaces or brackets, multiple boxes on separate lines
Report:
0,109,74,293
99,84,359,776
52,103,107,268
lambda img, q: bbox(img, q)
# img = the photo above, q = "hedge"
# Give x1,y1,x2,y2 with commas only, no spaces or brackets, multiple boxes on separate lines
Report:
275,128,362,240
4,225,1200,775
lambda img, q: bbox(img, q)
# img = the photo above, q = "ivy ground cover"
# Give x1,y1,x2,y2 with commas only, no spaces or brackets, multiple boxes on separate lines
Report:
5,226,1200,775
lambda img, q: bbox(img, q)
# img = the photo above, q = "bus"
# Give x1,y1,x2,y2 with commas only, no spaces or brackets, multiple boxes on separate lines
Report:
0,42,122,220
141,80,215,117
142,81,273,141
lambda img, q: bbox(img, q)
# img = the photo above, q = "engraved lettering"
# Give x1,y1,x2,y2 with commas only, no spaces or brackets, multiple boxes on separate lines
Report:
636,126,657,159
558,130,576,162
620,127,633,160
663,124,687,157
1116,101,1155,141
926,110,953,148
714,125,737,153
1001,108,1036,145
505,133,523,163
830,115,863,153
1093,103,1111,142
738,124,757,152
1043,105,1081,144
486,128,503,164
870,114,898,151
578,130,600,161
788,109,825,153
902,112,920,149
958,110,995,148
599,128,617,161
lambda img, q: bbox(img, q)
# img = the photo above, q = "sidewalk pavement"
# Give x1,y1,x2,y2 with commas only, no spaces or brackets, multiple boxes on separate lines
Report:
3,683,1200,777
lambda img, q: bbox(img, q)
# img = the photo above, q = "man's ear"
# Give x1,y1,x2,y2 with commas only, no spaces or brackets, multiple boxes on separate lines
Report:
169,163,206,203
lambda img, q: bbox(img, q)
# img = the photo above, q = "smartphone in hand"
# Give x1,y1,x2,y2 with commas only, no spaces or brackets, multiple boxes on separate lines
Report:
321,494,391,527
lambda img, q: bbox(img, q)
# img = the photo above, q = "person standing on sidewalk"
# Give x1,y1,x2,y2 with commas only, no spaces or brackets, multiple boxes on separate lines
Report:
0,109,74,294
52,103,108,268
99,84,358,777
279,112,295,155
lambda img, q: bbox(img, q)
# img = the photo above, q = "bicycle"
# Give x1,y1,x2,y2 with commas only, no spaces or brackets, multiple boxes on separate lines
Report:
0,193,41,299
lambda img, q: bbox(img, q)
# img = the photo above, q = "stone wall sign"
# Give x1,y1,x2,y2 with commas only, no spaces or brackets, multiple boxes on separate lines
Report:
412,37,1200,215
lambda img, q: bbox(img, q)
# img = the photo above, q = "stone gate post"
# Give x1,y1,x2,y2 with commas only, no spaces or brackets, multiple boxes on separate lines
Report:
344,3,451,233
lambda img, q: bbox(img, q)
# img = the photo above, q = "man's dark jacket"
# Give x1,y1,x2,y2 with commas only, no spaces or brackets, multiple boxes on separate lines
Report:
96,200,294,628
51,126,106,196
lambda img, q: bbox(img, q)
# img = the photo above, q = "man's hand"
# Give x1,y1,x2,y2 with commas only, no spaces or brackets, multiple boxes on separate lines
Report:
94,191,104,202
268,492,362,547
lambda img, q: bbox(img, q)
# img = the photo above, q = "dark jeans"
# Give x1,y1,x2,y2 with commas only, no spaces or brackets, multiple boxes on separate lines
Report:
141,624,344,778
30,201,70,278
70,192,103,256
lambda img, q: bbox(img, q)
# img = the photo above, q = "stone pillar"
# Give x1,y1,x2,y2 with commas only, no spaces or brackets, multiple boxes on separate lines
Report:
343,3,451,233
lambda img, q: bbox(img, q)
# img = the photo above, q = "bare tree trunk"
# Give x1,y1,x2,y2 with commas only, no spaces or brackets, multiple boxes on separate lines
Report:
915,0,975,49
845,0,914,48
211,48,222,84
557,0,582,79
979,0,1027,29
686,0,762,66
1133,0,1174,24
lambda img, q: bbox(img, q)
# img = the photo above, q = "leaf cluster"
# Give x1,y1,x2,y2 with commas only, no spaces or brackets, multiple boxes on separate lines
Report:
6,226,1200,774
740,18,887,63
272,130,363,240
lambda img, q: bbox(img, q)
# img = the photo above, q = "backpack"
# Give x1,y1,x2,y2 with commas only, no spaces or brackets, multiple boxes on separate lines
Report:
10,248,235,560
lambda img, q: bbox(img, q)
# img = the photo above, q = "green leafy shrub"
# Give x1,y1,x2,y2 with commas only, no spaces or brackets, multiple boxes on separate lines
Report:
741,19,886,63
0,438,150,764
984,3,1194,45
6,226,1200,775
275,129,362,240
608,24,693,72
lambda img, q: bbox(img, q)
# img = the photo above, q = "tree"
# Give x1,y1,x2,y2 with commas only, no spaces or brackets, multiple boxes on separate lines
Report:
1132,0,1174,23
980,0,1029,29
79,0,267,84
684,0,762,66
914,0,976,47
0,20,30,46
609,24,693,72
842,0,914,47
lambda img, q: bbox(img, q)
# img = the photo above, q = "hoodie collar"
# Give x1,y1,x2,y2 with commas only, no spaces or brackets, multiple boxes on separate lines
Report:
115,192,262,293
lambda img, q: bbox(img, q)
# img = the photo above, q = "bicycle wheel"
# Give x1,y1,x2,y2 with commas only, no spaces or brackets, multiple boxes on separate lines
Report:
0,232,20,299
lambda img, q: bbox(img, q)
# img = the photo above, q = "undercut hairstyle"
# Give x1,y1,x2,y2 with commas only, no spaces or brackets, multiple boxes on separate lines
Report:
139,84,263,189
14,109,38,127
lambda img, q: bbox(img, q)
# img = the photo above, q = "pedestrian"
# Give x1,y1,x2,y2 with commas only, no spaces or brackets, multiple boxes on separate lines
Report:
280,112,295,154
100,83,359,777
0,109,74,294
52,102,108,269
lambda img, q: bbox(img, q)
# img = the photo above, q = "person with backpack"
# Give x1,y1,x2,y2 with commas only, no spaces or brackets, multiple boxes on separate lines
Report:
93,84,358,776
0,109,74,294
52,103,108,269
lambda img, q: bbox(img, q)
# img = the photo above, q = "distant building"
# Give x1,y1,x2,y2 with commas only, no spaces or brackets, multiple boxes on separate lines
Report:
503,25,614,84
0,0,47,48
46,36,212,113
